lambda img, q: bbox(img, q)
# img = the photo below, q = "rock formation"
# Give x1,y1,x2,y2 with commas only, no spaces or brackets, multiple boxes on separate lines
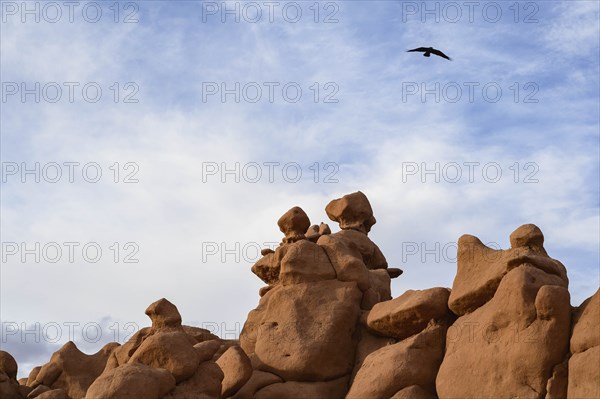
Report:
568,289,600,398
437,226,572,398
5,191,598,398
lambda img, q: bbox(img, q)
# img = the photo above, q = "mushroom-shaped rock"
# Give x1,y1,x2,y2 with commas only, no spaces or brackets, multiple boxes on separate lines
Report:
367,288,451,340
145,298,182,330
325,191,376,234
85,363,176,399
216,346,253,397
277,207,310,244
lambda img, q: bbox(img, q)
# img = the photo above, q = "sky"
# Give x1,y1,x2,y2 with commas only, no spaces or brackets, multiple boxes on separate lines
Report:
1,0,599,378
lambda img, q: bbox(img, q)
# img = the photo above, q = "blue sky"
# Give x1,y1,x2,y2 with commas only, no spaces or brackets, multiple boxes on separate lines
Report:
1,0,599,378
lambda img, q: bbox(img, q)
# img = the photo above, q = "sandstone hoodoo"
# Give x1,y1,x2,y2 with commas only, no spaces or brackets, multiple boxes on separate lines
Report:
5,192,599,398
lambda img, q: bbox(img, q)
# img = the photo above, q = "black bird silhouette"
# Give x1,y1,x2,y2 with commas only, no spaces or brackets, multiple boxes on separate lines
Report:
407,47,452,60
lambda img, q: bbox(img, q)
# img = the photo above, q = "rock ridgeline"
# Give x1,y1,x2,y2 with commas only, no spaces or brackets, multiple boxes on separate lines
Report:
1,191,598,399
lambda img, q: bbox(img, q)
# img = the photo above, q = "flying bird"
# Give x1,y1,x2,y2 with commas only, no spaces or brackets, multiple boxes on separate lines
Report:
407,47,452,60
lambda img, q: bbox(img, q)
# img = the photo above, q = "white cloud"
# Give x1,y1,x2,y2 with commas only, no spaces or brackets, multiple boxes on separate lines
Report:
1,0,598,377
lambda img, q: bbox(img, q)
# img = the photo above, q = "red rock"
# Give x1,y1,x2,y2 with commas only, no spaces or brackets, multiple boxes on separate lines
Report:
0,377,19,399
163,361,223,399
128,330,200,383
216,346,252,397
145,298,182,330
347,322,445,399
251,246,289,285
0,351,18,380
437,265,571,398
279,240,336,285
545,359,568,399
26,367,41,387
567,346,600,399
194,340,222,363
240,287,277,356
305,225,320,242
509,223,545,250
34,389,70,399
28,384,51,397
0,370,23,399
260,248,274,256
32,341,118,398
277,207,310,244
317,233,371,291
182,325,220,343
325,191,376,234
336,230,387,269
570,289,600,353
254,375,349,399
367,287,451,340
318,223,331,235
567,289,600,399
350,326,395,384
251,280,362,381
448,225,568,316
390,385,434,399
85,363,176,399
387,268,403,278
19,384,32,398
231,370,282,399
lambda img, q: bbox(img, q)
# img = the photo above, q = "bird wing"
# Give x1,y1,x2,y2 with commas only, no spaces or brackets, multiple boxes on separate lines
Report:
431,48,452,60
406,47,429,53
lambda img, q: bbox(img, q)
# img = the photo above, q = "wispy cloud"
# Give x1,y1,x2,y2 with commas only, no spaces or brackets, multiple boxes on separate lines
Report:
2,0,598,377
